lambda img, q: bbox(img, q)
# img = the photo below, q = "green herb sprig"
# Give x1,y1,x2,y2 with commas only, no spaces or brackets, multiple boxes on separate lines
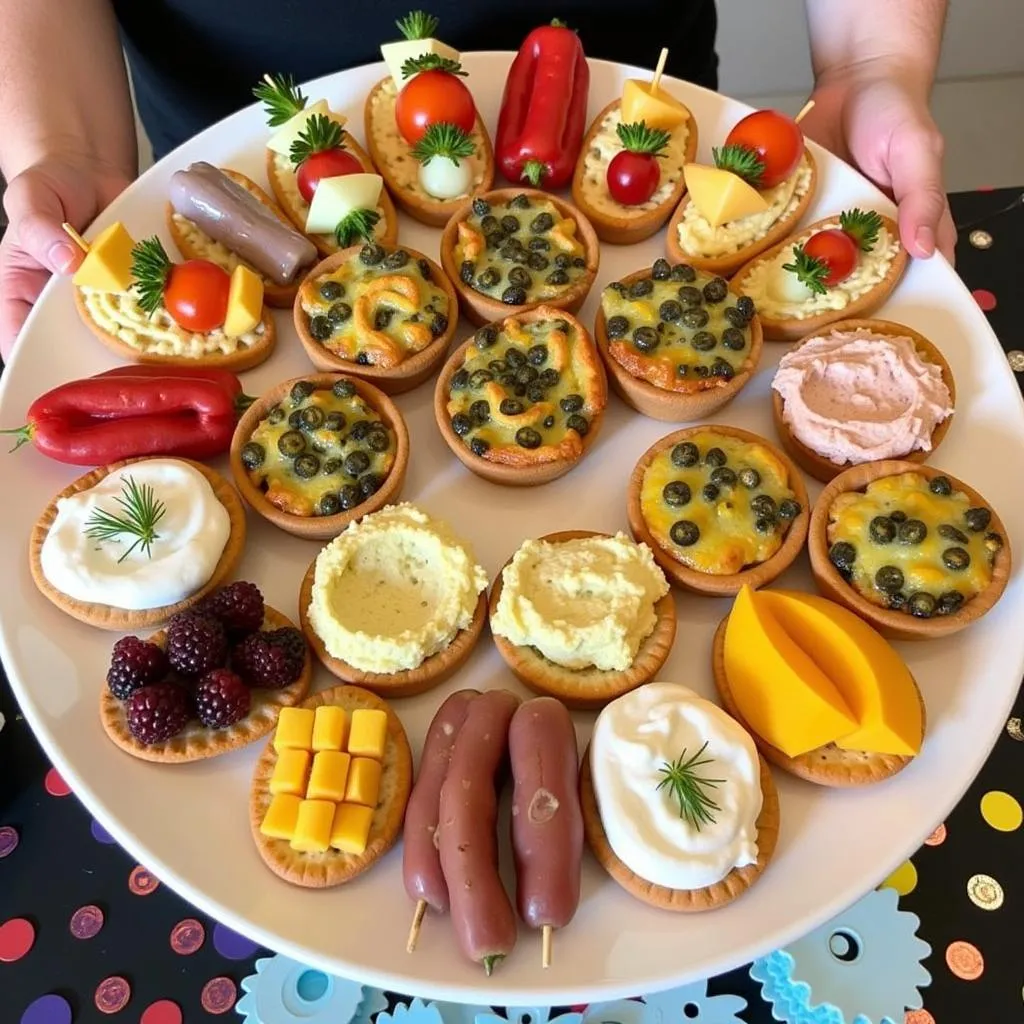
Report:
129,237,173,317
839,208,883,252
656,742,725,830
712,144,765,188
253,73,307,127
781,245,830,295
396,10,439,40
289,113,345,165
84,476,167,563
616,121,671,156
334,209,381,247
411,123,475,165
401,54,466,79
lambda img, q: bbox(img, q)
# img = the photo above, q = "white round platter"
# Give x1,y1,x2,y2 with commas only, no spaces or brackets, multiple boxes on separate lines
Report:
1,52,1022,1006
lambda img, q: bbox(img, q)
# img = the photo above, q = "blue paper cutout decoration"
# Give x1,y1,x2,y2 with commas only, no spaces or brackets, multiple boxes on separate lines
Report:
585,979,746,1024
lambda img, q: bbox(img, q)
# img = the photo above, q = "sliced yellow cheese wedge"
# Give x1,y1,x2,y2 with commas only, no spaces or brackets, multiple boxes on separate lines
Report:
724,585,857,757
684,164,769,227
305,173,383,235
380,37,460,87
758,591,923,756
223,265,264,338
267,100,347,157
71,222,136,293
620,79,690,132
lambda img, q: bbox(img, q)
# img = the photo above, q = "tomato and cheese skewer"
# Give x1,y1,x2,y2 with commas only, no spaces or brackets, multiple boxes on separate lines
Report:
402,688,479,952
509,697,583,969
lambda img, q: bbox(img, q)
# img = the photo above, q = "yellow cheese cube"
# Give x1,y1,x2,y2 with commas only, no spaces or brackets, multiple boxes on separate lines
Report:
620,79,691,132
306,751,351,802
344,757,382,807
270,748,311,796
71,222,136,293
289,799,335,853
223,265,264,338
330,803,375,855
273,707,315,752
312,706,349,752
260,794,302,840
683,164,770,228
347,709,387,759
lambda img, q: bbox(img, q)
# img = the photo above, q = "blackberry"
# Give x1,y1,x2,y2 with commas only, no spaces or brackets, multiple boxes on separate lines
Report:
194,669,251,729
106,636,169,700
199,581,264,635
125,683,192,745
166,613,227,677
233,628,306,689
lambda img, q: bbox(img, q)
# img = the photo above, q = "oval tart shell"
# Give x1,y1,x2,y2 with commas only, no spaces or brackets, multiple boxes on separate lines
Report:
731,214,908,341
808,459,1012,640
571,99,699,246
771,318,956,483
29,456,246,631
627,424,810,596
488,530,677,710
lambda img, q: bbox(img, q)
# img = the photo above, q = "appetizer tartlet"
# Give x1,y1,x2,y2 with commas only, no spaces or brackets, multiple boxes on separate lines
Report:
230,374,409,540
299,504,488,698
250,685,413,887
30,457,246,630
733,210,908,341
772,319,956,483
434,306,608,486
440,188,600,326
294,242,457,394
489,530,676,709
580,683,780,911
810,462,1011,640
100,583,312,763
595,257,763,422
628,426,809,596
166,163,318,308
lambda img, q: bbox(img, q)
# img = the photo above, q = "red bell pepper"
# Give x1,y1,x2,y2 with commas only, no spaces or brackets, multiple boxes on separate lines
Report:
495,20,590,189
94,365,253,410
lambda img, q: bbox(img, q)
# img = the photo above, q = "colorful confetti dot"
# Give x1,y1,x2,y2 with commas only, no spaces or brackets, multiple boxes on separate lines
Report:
212,922,260,960
94,976,131,1014
90,819,117,845
972,288,997,311
1008,717,1024,741
946,939,985,980
19,993,72,1024
881,859,918,896
969,229,993,249
140,999,182,1024
69,904,104,940
980,790,1022,832
0,825,19,859
169,918,205,955
200,977,238,1015
43,768,71,798
1008,350,1024,374
905,1011,935,1024
967,873,1004,910
128,865,159,896
0,917,36,962
924,823,947,846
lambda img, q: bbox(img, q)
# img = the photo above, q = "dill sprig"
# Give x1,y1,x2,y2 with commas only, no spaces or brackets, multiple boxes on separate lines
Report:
781,245,830,295
616,121,671,155
335,209,381,247
656,742,725,830
712,144,766,188
396,10,439,39
401,54,466,79
839,208,883,252
129,237,173,317
289,113,345,165
84,476,167,563
253,72,307,126
411,123,475,165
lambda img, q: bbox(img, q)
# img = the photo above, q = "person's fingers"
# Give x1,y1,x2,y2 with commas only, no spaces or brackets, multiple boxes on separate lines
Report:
2,171,83,276
936,203,957,266
887,121,947,259
0,236,53,361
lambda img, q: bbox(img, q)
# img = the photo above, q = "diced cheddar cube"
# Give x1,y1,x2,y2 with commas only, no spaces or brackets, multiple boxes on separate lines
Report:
344,757,382,808
348,708,387,759
72,222,136,293
260,794,302,840
270,748,311,796
306,751,351,802
330,803,375,855
223,265,264,338
312,706,349,752
273,707,315,752
289,799,335,853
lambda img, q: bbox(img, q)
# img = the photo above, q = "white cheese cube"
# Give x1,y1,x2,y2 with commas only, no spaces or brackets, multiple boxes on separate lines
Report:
267,99,347,156
380,38,461,87
305,174,383,234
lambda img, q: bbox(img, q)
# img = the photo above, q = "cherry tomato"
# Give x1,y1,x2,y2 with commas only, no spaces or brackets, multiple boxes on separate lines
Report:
803,229,859,285
296,148,364,204
606,151,660,206
164,260,231,333
725,109,804,189
395,69,475,146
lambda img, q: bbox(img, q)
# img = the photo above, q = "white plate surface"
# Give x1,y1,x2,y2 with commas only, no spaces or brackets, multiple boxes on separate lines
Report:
1,53,1022,1005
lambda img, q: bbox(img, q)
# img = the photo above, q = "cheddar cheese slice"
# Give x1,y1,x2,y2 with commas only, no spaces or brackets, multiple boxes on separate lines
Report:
683,164,769,227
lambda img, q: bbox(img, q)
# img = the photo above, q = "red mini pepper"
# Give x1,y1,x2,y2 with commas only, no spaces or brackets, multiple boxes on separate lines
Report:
495,20,590,189
2,367,253,466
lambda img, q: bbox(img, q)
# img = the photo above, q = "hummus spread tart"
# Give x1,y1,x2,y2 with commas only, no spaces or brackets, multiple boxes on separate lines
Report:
30,456,246,630
809,461,1011,640
250,685,413,887
298,503,489,699
230,373,409,541
440,188,600,326
595,259,763,422
772,319,956,483
100,595,312,763
627,426,809,596
732,211,908,342
488,530,677,710
434,306,608,486
293,242,457,394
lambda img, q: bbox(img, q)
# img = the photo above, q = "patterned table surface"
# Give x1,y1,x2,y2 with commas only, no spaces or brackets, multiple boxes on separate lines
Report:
2,187,1022,1024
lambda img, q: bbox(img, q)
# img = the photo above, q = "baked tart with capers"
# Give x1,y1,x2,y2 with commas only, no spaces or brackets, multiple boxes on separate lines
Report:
440,188,599,326
434,306,608,486
810,462,1011,639
294,242,457,394
595,258,763,422
230,373,409,540
627,426,809,595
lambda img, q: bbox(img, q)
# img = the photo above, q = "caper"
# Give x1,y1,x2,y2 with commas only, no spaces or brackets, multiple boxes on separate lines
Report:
500,214,521,233
501,243,529,265
485,231,505,251
929,475,953,496
875,565,905,593
451,413,473,437
502,285,527,305
290,380,315,403
526,252,549,271
327,301,352,325
287,409,304,429
510,193,531,209
670,520,700,546
496,347,519,370
469,437,490,457
293,453,321,479
572,256,586,268
469,399,490,424
887,591,907,611
670,263,697,282
266,404,285,426
908,592,937,618
307,314,333,342
691,331,717,352
702,277,728,303
299,406,325,430
710,466,737,488
366,429,391,453
499,398,524,416
276,430,306,458
356,473,381,498
451,368,471,390
475,325,498,349
633,326,660,352
322,458,343,475
459,260,475,284
430,312,449,337
938,523,969,544
652,258,672,280
658,299,683,323
417,258,432,279
937,591,965,615
754,515,777,534
897,519,928,545
682,307,710,329
513,367,537,388
240,441,264,470
530,212,554,233
539,367,560,387
678,285,702,307
721,327,746,351
985,531,1004,553
605,315,630,339
778,498,801,520
942,546,971,571
735,295,756,321
472,197,490,217
663,481,692,507
477,267,502,290
359,243,385,265
338,484,361,510
349,420,370,442
382,248,410,270
671,442,699,467
546,269,570,286
738,468,761,489
527,382,546,403
331,378,356,399
704,447,727,468
554,253,571,270
528,237,551,251
701,482,720,503
829,541,857,571
344,450,371,477
317,493,341,517
566,413,589,436
723,306,749,328
711,358,735,379
628,278,654,299
869,516,896,544
469,369,494,388
750,494,777,518
560,393,584,414
516,426,542,449
965,507,991,532
319,279,344,301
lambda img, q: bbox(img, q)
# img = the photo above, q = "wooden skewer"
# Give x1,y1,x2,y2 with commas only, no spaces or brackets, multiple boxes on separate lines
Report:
794,99,815,124
406,900,427,954
541,924,553,969
62,223,90,254
650,47,669,94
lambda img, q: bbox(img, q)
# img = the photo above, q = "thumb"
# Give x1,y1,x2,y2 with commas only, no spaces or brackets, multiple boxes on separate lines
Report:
887,121,947,259
2,170,84,276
